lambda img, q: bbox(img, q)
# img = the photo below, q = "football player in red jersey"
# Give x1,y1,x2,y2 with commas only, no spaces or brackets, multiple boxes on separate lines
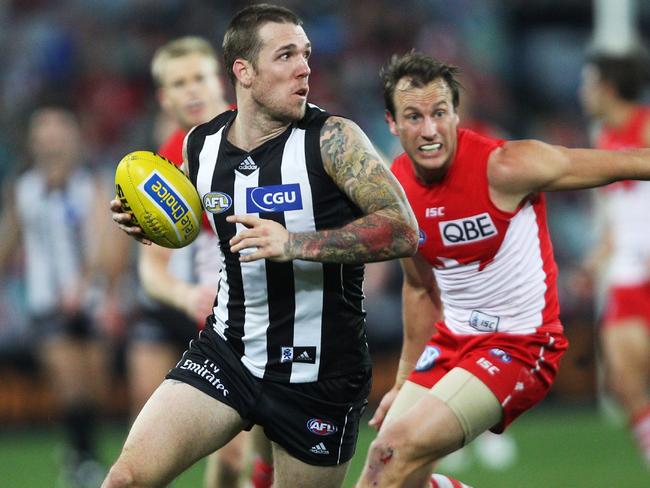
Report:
357,51,650,487
579,52,650,469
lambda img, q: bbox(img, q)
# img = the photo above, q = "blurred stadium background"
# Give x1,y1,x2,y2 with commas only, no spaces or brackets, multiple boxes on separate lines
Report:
0,0,649,486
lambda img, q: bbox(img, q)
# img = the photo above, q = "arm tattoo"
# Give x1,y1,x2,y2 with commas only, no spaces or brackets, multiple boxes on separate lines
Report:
285,117,418,264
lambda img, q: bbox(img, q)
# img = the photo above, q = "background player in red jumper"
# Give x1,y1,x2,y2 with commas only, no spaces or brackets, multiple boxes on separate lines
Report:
579,51,650,469
126,36,274,487
358,51,650,487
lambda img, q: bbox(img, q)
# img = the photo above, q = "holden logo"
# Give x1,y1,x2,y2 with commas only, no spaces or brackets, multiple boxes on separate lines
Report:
307,418,337,436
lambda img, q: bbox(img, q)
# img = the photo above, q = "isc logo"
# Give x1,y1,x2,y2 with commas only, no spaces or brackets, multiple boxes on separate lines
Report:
439,212,497,246
307,418,338,436
246,183,303,213
203,192,232,214
141,173,190,223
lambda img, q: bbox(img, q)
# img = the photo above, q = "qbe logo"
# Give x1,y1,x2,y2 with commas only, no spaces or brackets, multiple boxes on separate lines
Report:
307,418,338,436
438,212,497,246
203,192,232,214
246,183,303,213
141,171,190,223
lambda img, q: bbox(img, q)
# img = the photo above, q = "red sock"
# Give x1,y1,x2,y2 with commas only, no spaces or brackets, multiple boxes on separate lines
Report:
631,404,650,467
251,457,274,488
431,473,474,488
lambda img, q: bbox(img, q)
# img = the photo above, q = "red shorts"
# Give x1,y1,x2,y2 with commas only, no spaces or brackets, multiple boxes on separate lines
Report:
602,282,650,327
407,322,568,432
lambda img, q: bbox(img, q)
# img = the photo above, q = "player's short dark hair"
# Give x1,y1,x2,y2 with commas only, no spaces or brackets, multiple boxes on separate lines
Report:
381,51,461,117
587,52,649,101
223,3,303,86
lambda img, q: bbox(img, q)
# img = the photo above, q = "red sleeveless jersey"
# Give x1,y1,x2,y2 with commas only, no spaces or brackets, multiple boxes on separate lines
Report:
391,129,561,334
597,107,650,192
594,106,650,285
596,106,650,150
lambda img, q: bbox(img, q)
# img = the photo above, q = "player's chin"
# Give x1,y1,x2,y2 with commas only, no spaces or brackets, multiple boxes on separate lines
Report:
286,101,307,121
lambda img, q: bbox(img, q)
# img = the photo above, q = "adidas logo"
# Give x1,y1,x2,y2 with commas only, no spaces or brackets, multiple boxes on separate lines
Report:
238,156,258,172
310,442,329,455
296,350,311,361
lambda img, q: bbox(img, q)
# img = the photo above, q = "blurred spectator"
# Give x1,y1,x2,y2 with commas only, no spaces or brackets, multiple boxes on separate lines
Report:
0,106,124,487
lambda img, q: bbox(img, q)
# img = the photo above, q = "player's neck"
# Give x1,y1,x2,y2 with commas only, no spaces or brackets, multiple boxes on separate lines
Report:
604,100,638,129
228,102,291,152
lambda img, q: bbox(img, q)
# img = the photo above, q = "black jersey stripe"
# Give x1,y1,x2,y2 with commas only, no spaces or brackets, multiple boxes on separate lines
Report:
303,114,370,376
257,131,296,381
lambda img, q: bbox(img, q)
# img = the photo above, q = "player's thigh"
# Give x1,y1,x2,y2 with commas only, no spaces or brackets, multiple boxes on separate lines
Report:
39,339,94,400
248,423,273,462
383,380,430,428
212,430,248,468
601,319,650,375
272,442,348,488
127,342,179,395
118,379,247,485
384,368,501,456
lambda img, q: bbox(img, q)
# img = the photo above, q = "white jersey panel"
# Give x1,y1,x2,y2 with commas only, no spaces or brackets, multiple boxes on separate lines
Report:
196,128,228,334
234,169,272,377
436,203,547,334
604,181,650,285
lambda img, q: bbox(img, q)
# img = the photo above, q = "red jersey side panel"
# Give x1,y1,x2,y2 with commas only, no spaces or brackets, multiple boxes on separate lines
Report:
158,128,186,164
158,128,212,233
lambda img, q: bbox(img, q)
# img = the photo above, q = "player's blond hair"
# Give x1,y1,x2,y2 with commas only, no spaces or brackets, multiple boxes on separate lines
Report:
151,36,219,87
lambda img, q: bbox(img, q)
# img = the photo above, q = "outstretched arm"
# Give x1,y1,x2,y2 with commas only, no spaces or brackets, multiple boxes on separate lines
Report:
369,253,441,429
489,139,650,209
229,117,418,263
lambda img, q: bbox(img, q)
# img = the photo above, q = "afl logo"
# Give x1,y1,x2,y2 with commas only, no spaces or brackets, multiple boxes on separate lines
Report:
415,345,440,371
489,348,512,363
203,192,232,214
418,229,427,247
307,418,338,436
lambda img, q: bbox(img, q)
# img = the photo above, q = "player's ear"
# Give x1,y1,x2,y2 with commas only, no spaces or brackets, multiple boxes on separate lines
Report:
385,110,399,136
233,58,253,89
158,87,171,112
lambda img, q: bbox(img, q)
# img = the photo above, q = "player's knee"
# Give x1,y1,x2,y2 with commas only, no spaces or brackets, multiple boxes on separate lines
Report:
102,462,135,488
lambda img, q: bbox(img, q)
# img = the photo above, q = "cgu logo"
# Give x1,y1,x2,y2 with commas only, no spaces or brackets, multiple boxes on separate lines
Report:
307,418,338,436
203,192,232,214
141,172,190,223
439,212,497,246
246,183,303,213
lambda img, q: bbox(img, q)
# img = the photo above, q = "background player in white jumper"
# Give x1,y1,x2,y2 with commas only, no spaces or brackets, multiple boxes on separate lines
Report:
0,106,120,487
358,51,650,487
579,51,650,469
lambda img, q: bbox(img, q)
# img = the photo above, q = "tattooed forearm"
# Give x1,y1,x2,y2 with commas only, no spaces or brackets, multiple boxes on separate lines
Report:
285,117,418,263
286,213,417,264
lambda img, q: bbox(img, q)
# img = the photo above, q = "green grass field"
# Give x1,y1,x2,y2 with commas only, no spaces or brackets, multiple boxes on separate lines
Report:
0,406,647,487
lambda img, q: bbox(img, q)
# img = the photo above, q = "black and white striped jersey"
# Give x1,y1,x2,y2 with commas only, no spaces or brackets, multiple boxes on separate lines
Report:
15,167,95,316
186,105,371,383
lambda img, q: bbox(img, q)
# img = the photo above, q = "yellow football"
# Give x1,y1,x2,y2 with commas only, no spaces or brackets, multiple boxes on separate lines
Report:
115,151,202,248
